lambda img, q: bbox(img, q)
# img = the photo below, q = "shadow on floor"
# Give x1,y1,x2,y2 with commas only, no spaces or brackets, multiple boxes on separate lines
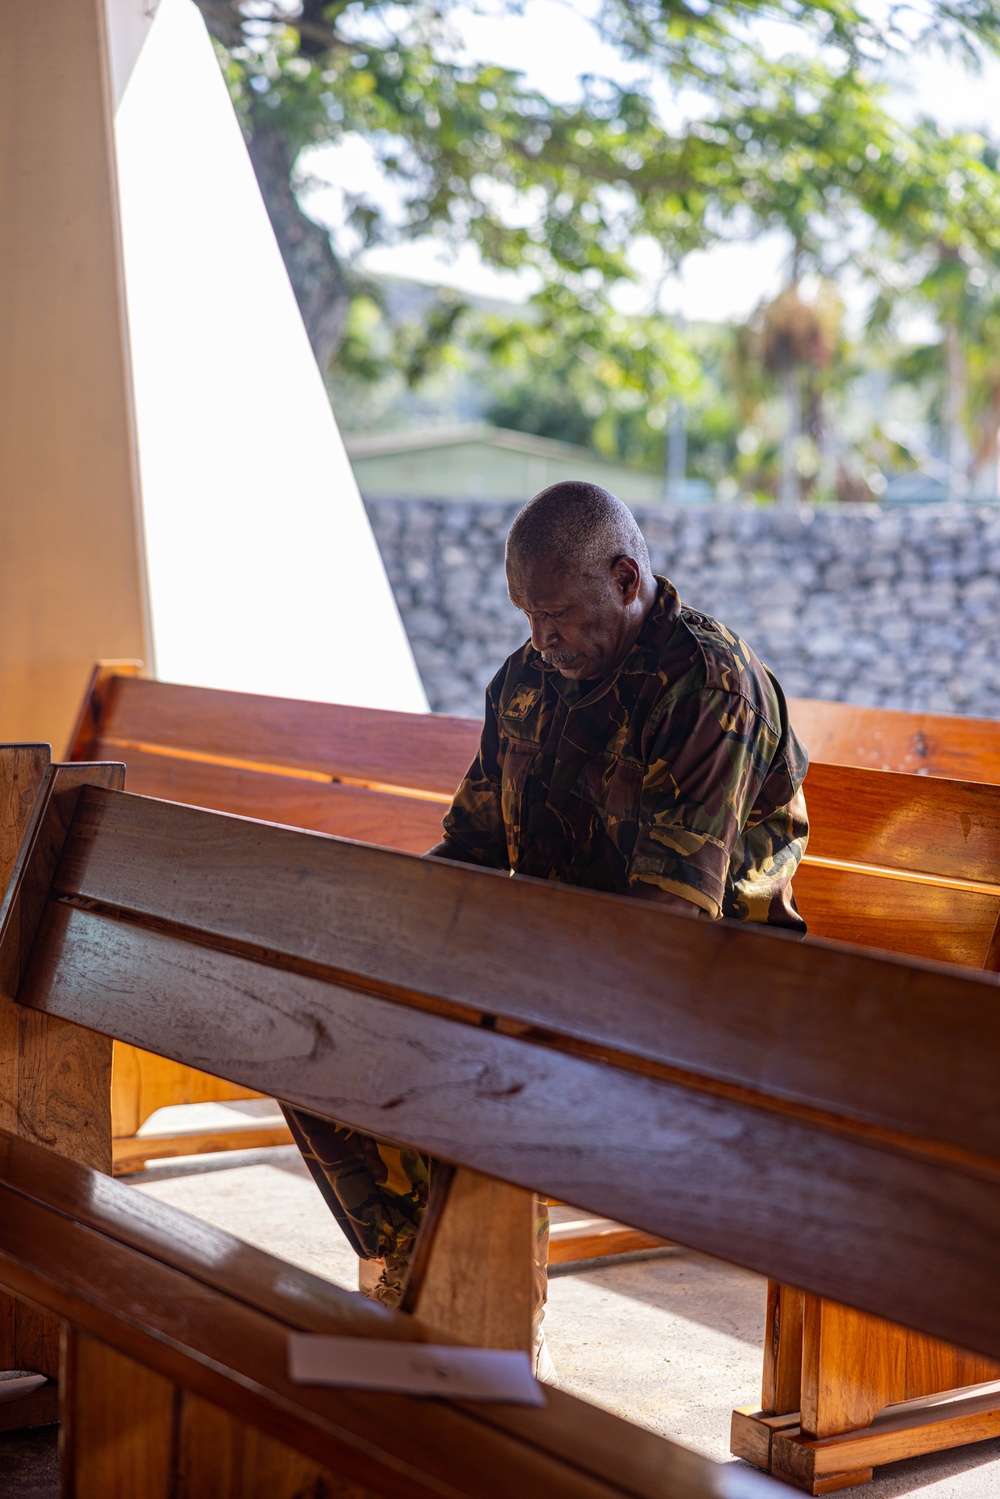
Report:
566,1249,766,1347
0,1424,58,1499
120,1143,305,1185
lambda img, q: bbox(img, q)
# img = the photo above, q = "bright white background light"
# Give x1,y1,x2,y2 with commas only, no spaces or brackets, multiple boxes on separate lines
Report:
109,0,427,710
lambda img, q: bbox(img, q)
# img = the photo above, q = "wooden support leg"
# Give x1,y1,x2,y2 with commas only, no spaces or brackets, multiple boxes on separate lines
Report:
750,1293,1000,1492
765,1283,805,1416
0,762,120,1392
730,1281,804,1472
800,1293,906,1439
402,1166,535,1352
60,1329,176,1499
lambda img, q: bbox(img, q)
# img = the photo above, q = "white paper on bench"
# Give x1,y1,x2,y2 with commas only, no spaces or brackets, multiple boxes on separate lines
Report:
0,1372,47,1404
287,1336,545,1406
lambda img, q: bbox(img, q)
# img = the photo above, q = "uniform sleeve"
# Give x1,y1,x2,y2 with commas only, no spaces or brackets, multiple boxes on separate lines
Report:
628,689,781,918
440,675,510,869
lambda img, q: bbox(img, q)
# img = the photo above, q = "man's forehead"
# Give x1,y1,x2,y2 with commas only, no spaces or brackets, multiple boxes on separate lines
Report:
506,558,586,609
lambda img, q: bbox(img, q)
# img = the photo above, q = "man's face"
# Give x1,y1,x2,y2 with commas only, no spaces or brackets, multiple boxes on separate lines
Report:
507,556,640,682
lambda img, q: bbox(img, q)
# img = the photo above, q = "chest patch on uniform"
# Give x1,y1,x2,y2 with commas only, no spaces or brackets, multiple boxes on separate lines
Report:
502,686,541,722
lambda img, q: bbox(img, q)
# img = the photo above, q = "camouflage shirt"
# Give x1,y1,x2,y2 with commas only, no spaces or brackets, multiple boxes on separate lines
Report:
442,577,809,929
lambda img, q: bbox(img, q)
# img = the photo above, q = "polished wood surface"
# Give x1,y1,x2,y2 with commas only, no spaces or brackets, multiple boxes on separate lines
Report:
70,668,458,1175
0,1128,757,1499
0,764,123,1175
9,786,1000,1367
0,746,51,890
788,697,1000,782
41,789,1000,1167
762,1285,805,1420
101,742,447,850
770,1385,1000,1491
175,1395,362,1499
71,669,1000,1276
62,1331,176,1499
793,863,999,967
77,672,479,795
74,671,1000,794
802,761,1000,881
0,746,57,1398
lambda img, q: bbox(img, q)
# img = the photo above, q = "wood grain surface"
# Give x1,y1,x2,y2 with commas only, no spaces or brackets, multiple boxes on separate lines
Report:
0,746,50,891
77,672,1000,793
788,698,1000,783
62,1330,176,1499
100,742,446,852
89,675,480,794
792,863,999,967
801,762,1000,882
43,789,1000,1164
404,1167,535,1351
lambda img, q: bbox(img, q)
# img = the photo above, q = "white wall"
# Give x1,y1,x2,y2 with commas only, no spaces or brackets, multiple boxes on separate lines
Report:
106,0,427,711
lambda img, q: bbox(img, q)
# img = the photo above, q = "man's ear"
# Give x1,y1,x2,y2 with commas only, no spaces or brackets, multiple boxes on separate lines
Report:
611,556,641,606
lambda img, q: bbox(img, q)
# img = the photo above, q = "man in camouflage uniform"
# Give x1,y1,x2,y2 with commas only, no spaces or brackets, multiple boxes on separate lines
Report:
285,481,808,1368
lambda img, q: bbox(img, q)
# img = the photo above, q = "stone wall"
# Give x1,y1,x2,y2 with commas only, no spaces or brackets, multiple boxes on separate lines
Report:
365,499,1000,720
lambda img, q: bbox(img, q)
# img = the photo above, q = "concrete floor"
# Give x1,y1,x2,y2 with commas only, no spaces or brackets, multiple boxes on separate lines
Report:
5,1100,1000,1495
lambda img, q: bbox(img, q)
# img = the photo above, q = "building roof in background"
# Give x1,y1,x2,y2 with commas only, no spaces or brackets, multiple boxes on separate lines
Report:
345,422,624,464
344,423,667,504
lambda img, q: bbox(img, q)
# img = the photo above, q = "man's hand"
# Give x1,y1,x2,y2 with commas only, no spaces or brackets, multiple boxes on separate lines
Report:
424,837,483,865
629,881,712,918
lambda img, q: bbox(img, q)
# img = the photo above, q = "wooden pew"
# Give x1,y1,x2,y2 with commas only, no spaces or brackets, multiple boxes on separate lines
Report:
787,696,1000,781
734,759,1000,1486
72,670,1000,801
7,779,1000,1492
68,663,475,1175
66,668,664,1265
0,1128,767,1499
793,760,1000,966
66,667,1000,1169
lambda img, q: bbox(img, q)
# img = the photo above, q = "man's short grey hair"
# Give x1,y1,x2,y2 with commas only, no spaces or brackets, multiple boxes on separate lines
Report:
506,480,651,581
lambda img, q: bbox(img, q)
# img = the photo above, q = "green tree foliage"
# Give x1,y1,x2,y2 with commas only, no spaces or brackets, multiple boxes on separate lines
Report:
199,1,1000,349
863,128,1000,497
197,0,1000,495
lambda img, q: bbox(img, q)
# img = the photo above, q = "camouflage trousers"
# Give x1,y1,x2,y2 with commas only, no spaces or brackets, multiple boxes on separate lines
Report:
283,1105,549,1329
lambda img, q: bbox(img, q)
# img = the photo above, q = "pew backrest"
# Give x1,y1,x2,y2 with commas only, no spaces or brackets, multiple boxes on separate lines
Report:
793,761,1000,967
66,665,1000,970
72,667,1000,799
788,696,1000,781
7,779,1000,1367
